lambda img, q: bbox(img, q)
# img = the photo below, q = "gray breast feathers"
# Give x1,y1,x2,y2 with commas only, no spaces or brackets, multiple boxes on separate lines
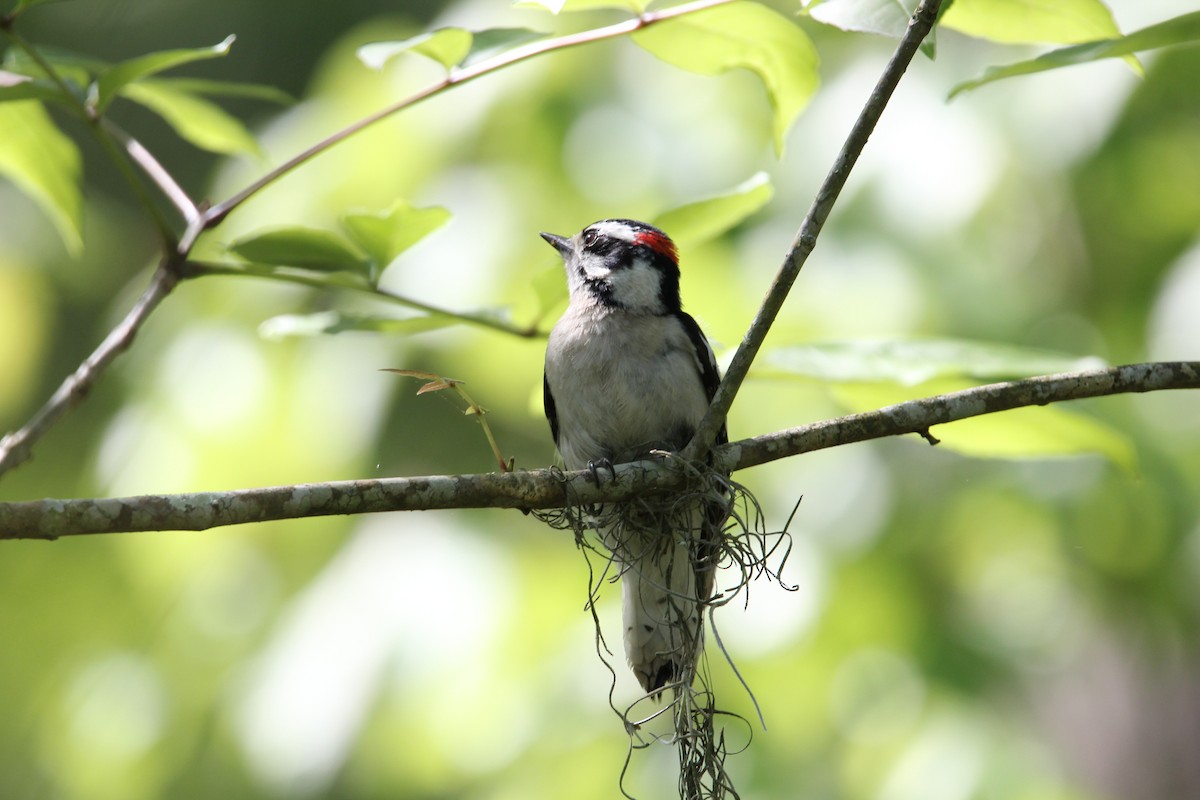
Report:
545,309,711,470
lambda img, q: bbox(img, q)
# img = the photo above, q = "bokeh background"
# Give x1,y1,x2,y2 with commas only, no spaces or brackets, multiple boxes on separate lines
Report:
2,0,1199,798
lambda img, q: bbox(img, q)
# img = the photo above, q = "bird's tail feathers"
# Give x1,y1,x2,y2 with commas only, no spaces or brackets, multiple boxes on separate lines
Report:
619,536,708,697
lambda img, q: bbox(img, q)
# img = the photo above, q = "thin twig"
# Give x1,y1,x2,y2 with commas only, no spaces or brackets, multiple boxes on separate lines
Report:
90,123,179,243
181,261,540,338
102,118,201,227
0,258,182,476
3,361,1194,539
682,0,944,460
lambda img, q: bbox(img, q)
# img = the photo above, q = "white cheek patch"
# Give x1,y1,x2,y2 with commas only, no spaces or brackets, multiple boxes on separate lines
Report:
582,259,611,281
609,257,664,312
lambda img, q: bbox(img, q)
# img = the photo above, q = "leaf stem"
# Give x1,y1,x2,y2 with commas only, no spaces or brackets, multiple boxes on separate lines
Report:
450,383,513,473
91,120,179,242
182,260,540,338
382,370,515,472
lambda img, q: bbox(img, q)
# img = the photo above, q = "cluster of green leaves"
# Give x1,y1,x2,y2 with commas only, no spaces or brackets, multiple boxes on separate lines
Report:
3,0,1195,261
0,7,289,249
357,1,820,155
228,201,451,288
948,7,1200,96
2,0,1194,269
805,0,1200,93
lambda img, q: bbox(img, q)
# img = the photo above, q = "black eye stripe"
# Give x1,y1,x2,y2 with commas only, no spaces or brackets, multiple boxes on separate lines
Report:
591,238,619,257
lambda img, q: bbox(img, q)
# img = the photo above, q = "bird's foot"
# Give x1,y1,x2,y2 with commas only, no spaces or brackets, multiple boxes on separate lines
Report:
586,458,616,485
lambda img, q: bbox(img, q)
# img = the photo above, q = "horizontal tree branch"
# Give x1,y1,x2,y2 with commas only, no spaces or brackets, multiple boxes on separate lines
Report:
721,360,1199,470
3,361,1195,541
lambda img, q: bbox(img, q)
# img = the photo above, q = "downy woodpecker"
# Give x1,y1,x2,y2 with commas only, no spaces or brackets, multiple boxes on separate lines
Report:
541,219,728,696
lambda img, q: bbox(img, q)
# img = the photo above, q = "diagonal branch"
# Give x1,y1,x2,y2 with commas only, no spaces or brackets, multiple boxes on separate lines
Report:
102,118,202,227
683,0,944,460
3,361,1195,540
0,257,182,476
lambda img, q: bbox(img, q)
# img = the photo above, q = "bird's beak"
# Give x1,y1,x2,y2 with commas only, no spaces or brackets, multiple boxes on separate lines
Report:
540,231,572,257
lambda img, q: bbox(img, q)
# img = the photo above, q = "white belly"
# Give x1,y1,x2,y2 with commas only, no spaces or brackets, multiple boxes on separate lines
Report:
546,308,710,470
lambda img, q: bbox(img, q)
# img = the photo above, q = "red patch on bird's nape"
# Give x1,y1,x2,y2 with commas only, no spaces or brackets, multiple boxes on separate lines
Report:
634,230,678,264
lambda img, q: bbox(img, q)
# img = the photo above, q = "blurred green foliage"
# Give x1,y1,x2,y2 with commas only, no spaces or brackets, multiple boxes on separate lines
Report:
2,1,1199,798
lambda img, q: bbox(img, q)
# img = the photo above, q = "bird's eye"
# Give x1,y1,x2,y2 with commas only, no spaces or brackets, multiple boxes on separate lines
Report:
582,229,599,247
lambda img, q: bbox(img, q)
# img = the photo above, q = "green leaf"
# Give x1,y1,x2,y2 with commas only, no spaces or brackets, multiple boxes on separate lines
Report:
340,201,451,281
358,28,473,71
832,380,1137,470
804,0,939,57
229,226,370,277
0,71,68,104
358,27,544,71
0,101,83,253
259,310,461,339
461,28,546,67
950,11,1200,98
653,172,773,250
765,339,1131,467
937,404,1136,469
211,260,373,290
806,0,918,38
940,0,1123,45
633,2,819,155
514,0,645,13
120,80,260,156
760,338,1105,385
93,34,235,112
155,77,294,105
2,45,102,93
